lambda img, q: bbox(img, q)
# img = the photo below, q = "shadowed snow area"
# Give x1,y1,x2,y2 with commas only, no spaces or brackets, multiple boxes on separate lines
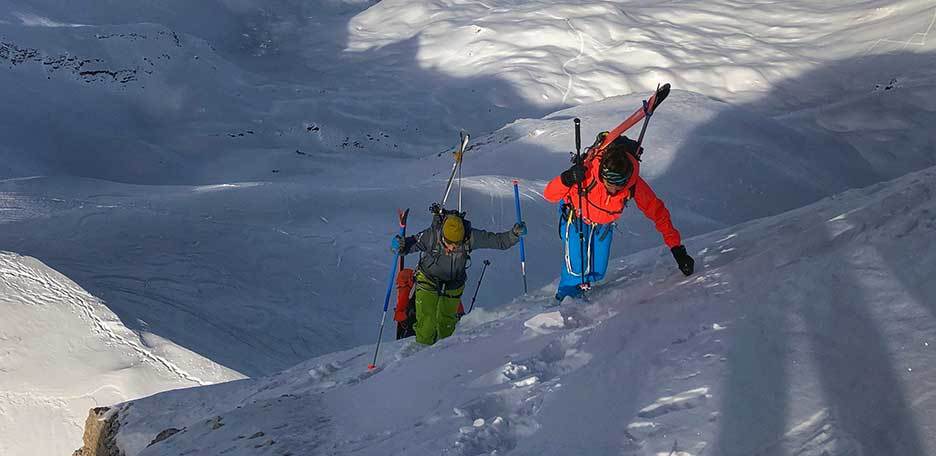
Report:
1,0,936,454
117,165,936,455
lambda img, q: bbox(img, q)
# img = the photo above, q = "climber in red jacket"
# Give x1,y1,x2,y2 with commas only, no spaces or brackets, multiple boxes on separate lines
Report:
544,134,695,303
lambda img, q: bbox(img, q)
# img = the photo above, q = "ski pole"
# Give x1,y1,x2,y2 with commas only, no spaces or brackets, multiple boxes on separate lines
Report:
467,260,491,314
574,118,587,292
633,83,663,157
512,180,528,294
369,209,409,370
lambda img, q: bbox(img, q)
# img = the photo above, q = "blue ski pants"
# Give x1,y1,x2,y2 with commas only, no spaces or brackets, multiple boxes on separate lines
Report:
556,204,614,301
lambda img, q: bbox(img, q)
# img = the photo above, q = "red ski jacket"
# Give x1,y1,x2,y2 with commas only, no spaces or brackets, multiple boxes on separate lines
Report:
543,152,682,248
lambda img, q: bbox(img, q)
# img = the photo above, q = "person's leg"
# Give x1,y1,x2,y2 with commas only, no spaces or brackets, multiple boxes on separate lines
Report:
414,288,440,345
588,223,614,283
556,204,585,302
436,291,463,340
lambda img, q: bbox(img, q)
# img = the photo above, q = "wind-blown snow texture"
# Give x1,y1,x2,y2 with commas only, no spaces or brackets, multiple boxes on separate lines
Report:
118,165,936,455
1,0,935,454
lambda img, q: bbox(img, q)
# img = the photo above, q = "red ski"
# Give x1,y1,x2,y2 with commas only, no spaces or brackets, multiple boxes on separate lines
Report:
587,83,670,161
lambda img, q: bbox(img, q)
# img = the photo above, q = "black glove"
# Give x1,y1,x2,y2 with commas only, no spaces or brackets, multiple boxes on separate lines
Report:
671,245,695,276
560,162,587,187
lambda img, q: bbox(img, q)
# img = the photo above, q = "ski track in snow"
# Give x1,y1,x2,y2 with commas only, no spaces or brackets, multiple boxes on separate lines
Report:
863,8,936,56
0,253,206,386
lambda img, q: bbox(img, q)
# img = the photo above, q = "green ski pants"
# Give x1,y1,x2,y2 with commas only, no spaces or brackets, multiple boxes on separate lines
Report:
413,275,464,345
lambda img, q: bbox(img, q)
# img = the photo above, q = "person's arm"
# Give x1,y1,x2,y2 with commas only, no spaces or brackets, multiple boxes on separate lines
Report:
468,227,520,250
397,228,432,255
543,174,572,203
633,177,681,248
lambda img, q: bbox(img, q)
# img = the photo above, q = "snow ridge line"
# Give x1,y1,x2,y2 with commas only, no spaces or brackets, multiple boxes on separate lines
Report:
0,253,208,386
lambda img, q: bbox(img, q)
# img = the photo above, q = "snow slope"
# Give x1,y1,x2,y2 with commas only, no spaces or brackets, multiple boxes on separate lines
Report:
0,251,241,456
0,88,884,378
111,164,936,455
1,0,936,454
0,0,932,376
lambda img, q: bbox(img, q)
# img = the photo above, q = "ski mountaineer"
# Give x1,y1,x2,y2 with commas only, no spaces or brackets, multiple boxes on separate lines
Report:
391,210,525,345
544,134,695,303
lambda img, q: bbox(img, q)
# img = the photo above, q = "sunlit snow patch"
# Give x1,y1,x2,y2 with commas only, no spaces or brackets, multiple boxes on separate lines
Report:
193,182,264,193
523,311,565,334
13,12,86,27
638,387,711,418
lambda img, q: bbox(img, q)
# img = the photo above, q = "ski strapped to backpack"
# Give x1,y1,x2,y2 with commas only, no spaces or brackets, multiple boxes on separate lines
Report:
394,206,416,340
441,130,470,211
584,83,670,163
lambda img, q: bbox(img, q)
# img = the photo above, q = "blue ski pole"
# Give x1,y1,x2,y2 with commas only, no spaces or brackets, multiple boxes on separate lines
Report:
369,208,409,370
512,180,528,294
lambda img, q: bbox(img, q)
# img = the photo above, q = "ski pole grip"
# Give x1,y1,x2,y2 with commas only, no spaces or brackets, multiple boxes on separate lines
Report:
574,118,581,153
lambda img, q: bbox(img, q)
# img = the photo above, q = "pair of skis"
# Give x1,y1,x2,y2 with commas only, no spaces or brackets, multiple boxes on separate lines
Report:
438,130,527,297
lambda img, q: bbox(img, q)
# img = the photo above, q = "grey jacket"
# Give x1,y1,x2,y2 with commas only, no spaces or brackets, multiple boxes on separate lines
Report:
400,215,519,291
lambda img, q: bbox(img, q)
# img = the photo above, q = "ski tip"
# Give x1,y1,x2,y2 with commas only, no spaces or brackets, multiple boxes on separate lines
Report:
654,83,671,108
399,208,409,222
513,179,519,185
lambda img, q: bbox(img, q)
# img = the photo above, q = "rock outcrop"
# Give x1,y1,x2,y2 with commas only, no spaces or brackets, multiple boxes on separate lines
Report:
72,406,124,456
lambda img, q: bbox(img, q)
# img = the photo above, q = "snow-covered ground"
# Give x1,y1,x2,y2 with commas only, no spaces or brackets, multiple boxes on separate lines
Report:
1,0,935,454
0,252,241,456
113,164,936,455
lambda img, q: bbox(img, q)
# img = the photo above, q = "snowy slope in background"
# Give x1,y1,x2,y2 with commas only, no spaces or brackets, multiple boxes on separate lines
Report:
1,0,933,184
0,252,241,456
109,165,936,456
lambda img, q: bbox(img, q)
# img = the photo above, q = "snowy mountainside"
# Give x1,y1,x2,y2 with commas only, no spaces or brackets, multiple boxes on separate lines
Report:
0,251,241,456
0,88,880,380
3,0,935,183
106,165,936,456
2,0,936,454
349,0,936,110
